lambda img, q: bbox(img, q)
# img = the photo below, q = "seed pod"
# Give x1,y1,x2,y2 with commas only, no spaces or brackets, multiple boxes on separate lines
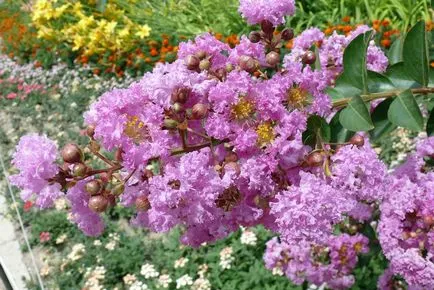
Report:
239,55,258,73
171,87,191,104
135,196,151,211
281,28,294,41
163,118,178,129
225,63,234,73
72,163,87,177
172,102,184,113
225,152,238,162
306,152,323,167
185,55,200,70
88,195,109,213
61,144,82,164
192,103,208,119
302,51,316,65
85,180,102,196
86,125,96,138
350,134,365,147
112,183,125,196
199,59,211,71
106,193,117,207
424,215,434,226
261,20,274,35
115,148,123,162
248,31,261,43
266,51,280,66
215,68,227,80
195,50,207,60
223,162,241,175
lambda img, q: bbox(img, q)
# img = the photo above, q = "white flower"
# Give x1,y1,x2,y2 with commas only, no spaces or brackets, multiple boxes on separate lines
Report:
55,234,67,244
219,247,235,270
40,265,50,277
192,277,211,290
105,241,117,251
272,267,284,276
129,281,148,290
67,243,85,261
197,264,208,278
54,198,68,210
174,257,189,269
240,230,257,246
83,266,106,290
176,274,193,289
156,274,172,288
140,263,159,279
123,274,137,285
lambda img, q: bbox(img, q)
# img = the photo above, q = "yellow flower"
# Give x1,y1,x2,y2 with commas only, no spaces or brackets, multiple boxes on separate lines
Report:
135,24,151,39
105,21,118,34
72,35,85,51
119,26,131,38
53,4,69,18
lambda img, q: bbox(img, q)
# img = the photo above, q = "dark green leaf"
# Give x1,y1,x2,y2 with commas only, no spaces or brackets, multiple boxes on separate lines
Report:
302,115,331,148
367,71,395,93
388,90,424,131
386,62,421,89
403,21,429,86
427,109,434,136
369,98,397,141
387,37,403,65
339,95,374,131
329,110,355,143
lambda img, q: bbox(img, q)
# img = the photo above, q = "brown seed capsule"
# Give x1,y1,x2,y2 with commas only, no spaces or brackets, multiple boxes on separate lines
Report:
199,59,211,71
192,103,208,119
281,28,294,41
85,180,102,196
248,31,261,43
195,50,207,60
171,87,191,104
261,20,274,35
72,163,87,177
112,183,125,196
105,193,117,207
266,51,280,66
350,134,365,147
239,55,258,73
135,196,151,211
306,152,324,167
185,55,200,70
225,152,238,162
424,215,434,226
88,195,109,213
215,68,227,80
302,51,316,65
86,125,96,138
61,144,82,164
224,161,241,175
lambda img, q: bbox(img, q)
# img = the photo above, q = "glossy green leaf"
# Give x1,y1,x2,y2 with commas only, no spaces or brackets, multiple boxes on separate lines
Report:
339,95,374,131
386,62,421,89
387,37,403,65
302,115,331,148
369,98,397,141
403,21,429,86
329,110,355,143
367,71,396,93
388,90,424,131
427,108,434,136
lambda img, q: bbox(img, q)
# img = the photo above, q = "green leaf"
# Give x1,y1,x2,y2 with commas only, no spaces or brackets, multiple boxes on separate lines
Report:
427,109,434,136
367,71,396,93
403,21,429,86
388,90,424,131
387,37,403,65
329,110,355,143
98,0,107,12
386,62,421,89
339,95,374,131
369,98,397,141
302,115,331,148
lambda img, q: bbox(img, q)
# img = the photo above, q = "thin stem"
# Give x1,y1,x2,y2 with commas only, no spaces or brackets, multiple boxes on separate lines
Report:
93,151,116,167
332,87,434,108
124,168,137,183
186,127,211,140
170,138,229,156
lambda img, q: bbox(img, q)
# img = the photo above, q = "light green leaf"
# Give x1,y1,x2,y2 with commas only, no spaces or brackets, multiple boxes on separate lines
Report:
388,90,424,131
339,95,374,131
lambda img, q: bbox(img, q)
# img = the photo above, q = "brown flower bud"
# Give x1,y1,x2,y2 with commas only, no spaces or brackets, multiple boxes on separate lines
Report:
88,195,109,213
302,51,316,65
223,161,241,175
85,180,102,196
105,193,117,207
199,59,211,71
350,134,365,147
239,55,258,73
248,31,261,43
86,125,96,138
281,28,294,41
72,163,87,177
135,196,151,211
185,55,200,70
112,183,125,196
195,50,207,60
266,51,280,66
215,68,227,80
192,103,208,119
261,20,274,35
424,215,434,227
306,152,323,167
225,152,238,162
61,144,82,164
171,87,191,104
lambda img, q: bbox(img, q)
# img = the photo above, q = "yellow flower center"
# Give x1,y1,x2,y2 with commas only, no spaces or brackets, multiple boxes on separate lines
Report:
231,97,255,120
256,122,275,147
287,87,308,108
123,115,150,144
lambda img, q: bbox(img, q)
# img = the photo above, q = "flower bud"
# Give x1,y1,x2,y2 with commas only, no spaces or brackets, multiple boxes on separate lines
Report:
302,51,316,65
88,195,109,213
225,63,234,73
306,152,323,167
195,50,207,60
192,103,208,119
424,215,434,227
281,28,294,41
112,183,125,196
135,196,151,211
350,134,365,147
248,31,261,43
85,180,102,196
215,68,227,80
72,163,87,177
163,118,178,129
223,161,241,175
171,87,191,104
261,20,274,35
61,144,82,164
239,55,258,73
86,125,96,138
266,51,280,66
199,59,211,71
185,55,200,70
172,102,184,113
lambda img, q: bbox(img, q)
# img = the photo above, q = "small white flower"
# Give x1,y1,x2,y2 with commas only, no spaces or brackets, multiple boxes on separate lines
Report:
129,280,148,290
56,234,67,244
192,277,211,290
240,230,257,246
219,247,235,270
272,267,284,276
140,263,159,279
176,274,193,289
123,274,137,285
105,241,117,251
67,243,85,261
93,240,102,246
174,257,189,269
157,274,172,288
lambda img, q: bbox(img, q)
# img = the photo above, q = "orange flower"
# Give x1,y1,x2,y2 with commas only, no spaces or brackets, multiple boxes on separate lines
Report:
381,39,391,48
431,61,434,68
150,48,158,57
342,16,351,23
285,39,294,49
162,38,169,46
324,27,334,35
215,33,223,40
145,57,152,63
343,25,353,33
93,68,101,75
382,20,390,27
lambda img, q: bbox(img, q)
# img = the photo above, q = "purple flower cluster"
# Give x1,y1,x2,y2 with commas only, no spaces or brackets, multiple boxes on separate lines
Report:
238,0,296,25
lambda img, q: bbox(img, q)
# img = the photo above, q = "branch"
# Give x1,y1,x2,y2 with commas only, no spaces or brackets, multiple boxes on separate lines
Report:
170,138,229,156
332,87,434,108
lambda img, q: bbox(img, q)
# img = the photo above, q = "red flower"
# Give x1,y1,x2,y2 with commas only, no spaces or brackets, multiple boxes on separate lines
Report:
23,201,33,212
39,232,51,243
